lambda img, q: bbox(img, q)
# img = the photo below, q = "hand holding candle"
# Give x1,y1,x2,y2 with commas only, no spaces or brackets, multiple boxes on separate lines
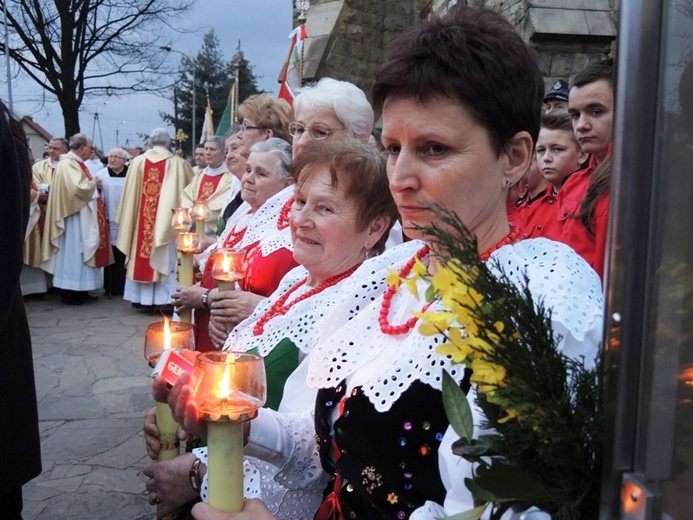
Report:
190,352,266,513
144,317,195,461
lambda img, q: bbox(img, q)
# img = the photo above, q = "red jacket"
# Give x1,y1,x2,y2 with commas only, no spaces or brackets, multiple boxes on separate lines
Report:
556,152,611,279
514,189,562,241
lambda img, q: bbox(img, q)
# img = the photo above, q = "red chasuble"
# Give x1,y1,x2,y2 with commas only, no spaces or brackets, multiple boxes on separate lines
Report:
132,159,167,281
197,174,224,201
81,164,111,267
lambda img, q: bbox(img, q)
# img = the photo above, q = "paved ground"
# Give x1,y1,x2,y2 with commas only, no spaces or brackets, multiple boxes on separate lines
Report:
21,289,163,520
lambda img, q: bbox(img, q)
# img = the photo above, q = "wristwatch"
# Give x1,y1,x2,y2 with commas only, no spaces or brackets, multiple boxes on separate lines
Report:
201,289,212,311
189,457,202,492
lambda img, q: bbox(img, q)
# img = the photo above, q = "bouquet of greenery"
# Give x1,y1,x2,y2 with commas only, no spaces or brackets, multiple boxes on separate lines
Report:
399,208,602,520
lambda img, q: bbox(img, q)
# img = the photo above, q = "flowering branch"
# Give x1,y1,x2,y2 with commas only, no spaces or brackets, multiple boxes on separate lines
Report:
404,206,603,519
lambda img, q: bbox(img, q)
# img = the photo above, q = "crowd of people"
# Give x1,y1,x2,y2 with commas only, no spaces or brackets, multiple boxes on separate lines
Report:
8,4,615,519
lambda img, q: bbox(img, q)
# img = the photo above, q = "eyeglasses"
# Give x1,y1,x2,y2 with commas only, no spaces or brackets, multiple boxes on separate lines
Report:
289,122,342,141
108,155,126,160
241,123,266,133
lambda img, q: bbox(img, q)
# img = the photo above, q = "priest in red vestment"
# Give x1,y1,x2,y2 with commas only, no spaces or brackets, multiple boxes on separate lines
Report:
181,135,233,239
116,128,193,306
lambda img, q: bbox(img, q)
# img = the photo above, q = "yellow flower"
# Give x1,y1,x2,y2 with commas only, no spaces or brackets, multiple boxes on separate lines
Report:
498,408,519,423
403,275,420,298
414,309,451,335
412,258,428,277
470,358,507,386
436,327,473,363
385,267,402,288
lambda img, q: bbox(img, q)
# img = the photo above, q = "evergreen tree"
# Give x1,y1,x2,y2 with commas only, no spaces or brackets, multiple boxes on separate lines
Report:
160,32,263,155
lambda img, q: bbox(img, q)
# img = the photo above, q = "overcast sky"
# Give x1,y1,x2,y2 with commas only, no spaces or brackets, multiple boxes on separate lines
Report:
6,0,294,153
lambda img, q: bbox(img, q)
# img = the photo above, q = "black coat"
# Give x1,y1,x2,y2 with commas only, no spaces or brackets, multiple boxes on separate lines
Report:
0,101,42,496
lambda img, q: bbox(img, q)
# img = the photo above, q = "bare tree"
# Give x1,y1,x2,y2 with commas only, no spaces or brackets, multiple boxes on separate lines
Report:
0,0,196,136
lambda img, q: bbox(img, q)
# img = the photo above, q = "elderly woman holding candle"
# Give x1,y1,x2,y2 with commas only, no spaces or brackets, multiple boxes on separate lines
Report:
145,136,400,518
204,79,402,346
168,6,604,520
171,138,297,352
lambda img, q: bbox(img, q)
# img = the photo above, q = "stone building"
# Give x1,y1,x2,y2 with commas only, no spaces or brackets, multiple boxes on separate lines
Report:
296,0,618,110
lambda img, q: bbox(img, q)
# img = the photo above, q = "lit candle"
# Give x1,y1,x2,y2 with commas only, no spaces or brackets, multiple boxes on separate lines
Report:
211,249,245,292
143,317,194,461
171,207,193,232
190,352,266,513
175,232,200,324
191,200,211,237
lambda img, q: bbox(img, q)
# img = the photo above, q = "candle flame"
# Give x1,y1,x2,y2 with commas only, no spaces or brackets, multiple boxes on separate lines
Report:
192,200,210,220
221,254,232,273
163,315,171,350
219,362,231,399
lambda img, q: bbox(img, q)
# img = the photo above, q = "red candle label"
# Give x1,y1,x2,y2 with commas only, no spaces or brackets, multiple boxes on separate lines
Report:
152,349,195,386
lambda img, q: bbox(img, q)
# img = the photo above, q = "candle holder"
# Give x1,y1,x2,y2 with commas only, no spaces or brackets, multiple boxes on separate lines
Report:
144,318,194,520
211,248,245,333
175,232,200,324
144,318,195,463
190,351,266,513
171,207,193,233
144,318,195,368
191,200,211,237
211,249,245,292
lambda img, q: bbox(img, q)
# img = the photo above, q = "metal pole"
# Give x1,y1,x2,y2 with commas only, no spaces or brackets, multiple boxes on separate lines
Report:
192,66,196,149
4,1,13,110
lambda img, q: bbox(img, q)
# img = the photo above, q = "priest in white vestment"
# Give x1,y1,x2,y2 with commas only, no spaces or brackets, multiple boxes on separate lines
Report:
40,134,113,305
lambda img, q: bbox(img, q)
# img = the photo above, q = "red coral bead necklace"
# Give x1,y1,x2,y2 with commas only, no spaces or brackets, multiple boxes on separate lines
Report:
253,262,361,335
277,196,294,230
379,226,519,336
378,245,431,335
479,224,520,261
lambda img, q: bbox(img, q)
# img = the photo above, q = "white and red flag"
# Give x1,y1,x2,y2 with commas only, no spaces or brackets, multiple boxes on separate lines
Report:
278,25,308,106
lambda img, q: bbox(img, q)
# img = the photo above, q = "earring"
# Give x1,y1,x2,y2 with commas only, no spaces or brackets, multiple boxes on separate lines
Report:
504,178,513,188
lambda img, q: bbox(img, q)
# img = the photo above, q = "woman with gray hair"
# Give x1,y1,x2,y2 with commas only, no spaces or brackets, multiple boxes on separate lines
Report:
290,77,374,158
291,77,404,247
172,138,297,351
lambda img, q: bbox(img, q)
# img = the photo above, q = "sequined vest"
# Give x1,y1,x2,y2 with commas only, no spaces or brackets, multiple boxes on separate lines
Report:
314,377,469,519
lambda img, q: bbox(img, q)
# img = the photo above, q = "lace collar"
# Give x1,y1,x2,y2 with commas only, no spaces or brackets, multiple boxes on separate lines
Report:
239,186,294,256
226,243,421,356
306,238,604,412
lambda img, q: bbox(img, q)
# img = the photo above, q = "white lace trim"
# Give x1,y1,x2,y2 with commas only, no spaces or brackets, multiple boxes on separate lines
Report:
224,247,410,355
198,185,293,274
306,238,604,412
239,186,294,256
486,237,603,341
198,203,252,273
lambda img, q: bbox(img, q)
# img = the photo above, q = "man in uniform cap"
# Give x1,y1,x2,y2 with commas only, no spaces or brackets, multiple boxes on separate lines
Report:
543,79,570,114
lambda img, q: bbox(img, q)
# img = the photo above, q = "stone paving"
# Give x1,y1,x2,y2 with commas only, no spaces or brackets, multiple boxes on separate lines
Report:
22,289,163,520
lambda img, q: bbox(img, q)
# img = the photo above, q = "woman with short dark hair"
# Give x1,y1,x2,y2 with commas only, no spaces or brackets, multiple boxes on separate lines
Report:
166,7,604,520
